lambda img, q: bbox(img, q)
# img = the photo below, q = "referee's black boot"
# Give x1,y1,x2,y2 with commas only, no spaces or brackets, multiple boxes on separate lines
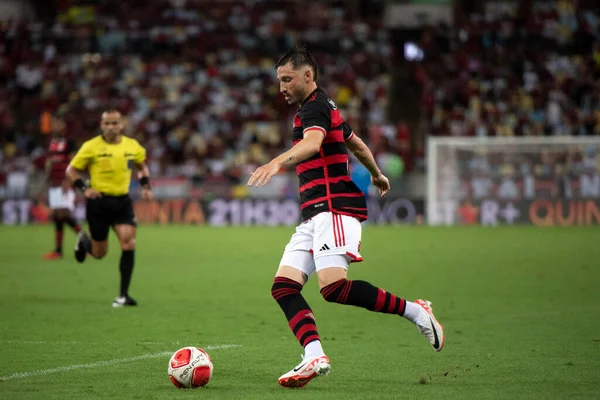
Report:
74,231,91,263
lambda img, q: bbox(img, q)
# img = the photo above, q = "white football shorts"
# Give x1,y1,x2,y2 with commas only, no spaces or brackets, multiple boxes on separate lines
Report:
48,186,75,210
279,211,363,278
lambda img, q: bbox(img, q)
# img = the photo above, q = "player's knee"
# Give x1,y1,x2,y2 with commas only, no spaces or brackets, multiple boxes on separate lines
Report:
90,241,108,259
92,249,107,259
120,237,136,251
271,276,303,301
320,279,348,303
270,282,278,300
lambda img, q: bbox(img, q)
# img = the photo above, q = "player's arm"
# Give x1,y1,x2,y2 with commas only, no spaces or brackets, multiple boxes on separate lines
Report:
135,161,153,201
276,129,324,167
42,157,53,190
66,142,102,199
133,142,153,200
247,130,324,187
248,101,329,187
37,157,53,198
344,127,390,197
65,165,85,187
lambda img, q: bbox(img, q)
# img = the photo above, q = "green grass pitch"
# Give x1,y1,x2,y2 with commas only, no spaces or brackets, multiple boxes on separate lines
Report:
0,225,599,399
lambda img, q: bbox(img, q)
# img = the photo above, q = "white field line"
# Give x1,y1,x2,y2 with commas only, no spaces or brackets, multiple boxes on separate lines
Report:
0,344,241,382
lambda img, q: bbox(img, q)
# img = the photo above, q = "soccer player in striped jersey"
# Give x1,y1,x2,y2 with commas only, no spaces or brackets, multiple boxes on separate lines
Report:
42,126,82,259
248,45,445,388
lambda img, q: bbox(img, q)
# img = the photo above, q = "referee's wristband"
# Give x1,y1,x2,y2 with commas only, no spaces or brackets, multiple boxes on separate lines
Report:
139,176,151,189
73,179,87,194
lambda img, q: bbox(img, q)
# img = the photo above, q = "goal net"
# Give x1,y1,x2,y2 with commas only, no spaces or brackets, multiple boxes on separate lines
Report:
426,137,600,226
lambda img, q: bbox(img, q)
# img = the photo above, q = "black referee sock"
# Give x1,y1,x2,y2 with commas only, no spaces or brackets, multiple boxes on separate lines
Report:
119,250,135,297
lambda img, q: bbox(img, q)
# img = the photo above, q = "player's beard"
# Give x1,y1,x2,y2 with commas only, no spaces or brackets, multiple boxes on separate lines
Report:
285,86,305,105
102,131,120,143
283,91,296,105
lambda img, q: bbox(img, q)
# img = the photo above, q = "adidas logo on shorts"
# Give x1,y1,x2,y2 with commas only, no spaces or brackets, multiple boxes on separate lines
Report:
319,244,330,251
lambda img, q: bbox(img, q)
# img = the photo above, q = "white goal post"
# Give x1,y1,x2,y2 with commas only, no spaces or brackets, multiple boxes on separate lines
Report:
426,136,600,226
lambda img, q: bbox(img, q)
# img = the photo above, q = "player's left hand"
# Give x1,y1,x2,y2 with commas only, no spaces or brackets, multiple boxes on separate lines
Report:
371,173,390,197
247,161,281,187
141,188,153,200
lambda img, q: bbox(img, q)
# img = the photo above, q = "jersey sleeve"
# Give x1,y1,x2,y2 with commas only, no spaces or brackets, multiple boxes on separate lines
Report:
341,122,355,141
69,142,93,170
298,101,331,137
133,139,146,164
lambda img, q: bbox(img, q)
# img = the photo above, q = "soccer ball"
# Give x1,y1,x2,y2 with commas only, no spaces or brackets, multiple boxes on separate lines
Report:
168,347,213,388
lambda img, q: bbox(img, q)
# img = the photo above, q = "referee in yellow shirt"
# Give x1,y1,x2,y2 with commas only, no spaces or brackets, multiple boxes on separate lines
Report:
66,109,153,308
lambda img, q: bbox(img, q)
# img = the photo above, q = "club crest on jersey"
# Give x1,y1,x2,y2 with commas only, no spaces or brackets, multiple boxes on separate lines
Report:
327,99,338,110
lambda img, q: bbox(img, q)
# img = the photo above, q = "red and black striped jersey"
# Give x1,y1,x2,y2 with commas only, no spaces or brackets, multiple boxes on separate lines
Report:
293,88,367,221
47,138,74,186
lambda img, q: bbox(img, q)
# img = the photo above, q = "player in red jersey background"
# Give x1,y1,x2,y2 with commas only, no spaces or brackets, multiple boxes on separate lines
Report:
42,119,81,259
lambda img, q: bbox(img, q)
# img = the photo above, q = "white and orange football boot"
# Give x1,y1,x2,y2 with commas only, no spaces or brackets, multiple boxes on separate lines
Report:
414,299,445,352
278,355,331,388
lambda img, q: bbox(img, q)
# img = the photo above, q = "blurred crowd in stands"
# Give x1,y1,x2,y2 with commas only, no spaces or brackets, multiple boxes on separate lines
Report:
0,0,398,194
0,0,599,199
419,0,600,201
418,0,600,138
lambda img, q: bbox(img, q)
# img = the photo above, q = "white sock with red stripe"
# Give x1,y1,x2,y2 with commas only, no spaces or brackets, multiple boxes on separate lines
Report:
403,301,421,323
304,340,325,359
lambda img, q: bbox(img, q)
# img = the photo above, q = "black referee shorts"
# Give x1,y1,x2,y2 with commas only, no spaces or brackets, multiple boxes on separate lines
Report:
86,194,137,241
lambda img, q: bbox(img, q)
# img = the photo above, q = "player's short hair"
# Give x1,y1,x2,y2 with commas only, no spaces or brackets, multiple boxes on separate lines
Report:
275,44,318,81
102,109,122,118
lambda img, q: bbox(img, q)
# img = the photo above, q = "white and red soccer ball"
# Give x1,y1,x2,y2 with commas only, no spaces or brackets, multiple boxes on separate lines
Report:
168,347,213,388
